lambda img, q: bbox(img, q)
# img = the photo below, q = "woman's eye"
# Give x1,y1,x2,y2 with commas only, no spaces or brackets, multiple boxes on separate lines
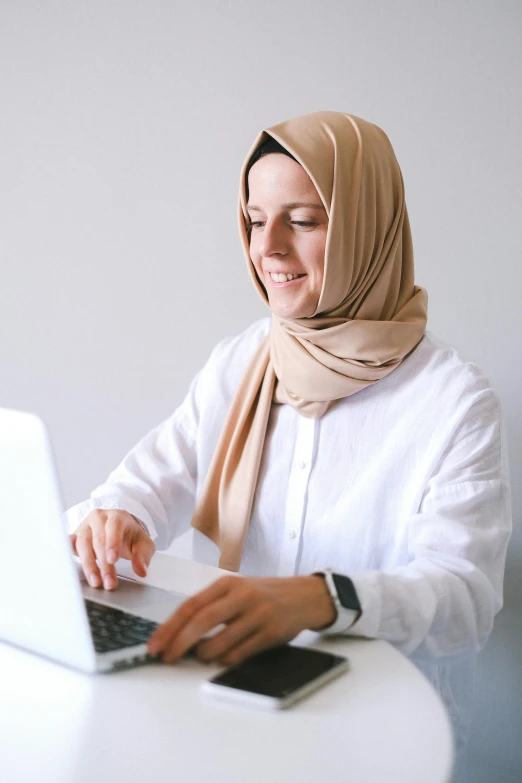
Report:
247,220,317,229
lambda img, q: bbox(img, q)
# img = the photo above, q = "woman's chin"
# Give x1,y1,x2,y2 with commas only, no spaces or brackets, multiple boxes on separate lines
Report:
269,298,317,320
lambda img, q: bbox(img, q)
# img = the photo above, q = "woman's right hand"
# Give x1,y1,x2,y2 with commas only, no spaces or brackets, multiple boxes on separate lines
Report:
70,509,156,591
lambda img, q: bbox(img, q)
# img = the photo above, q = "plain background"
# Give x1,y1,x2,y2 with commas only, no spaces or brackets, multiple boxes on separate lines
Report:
1,1,520,780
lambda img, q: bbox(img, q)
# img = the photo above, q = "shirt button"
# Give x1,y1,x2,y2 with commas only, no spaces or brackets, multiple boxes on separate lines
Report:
289,529,297,539
298,460,307,470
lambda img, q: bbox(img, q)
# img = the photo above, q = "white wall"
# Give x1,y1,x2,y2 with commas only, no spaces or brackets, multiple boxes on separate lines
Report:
1,2,520,780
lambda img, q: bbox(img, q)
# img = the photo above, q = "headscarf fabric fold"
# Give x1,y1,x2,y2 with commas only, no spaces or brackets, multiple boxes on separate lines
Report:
191,111,428,571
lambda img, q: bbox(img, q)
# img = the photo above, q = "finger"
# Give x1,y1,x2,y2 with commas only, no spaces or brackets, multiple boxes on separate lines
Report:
130,531,155,577
88,518,118,590
217,630,284,668
99,558,118,590
90,515,107,572
89,516,115,587
148,577,236,653
75,527,102,588
88,516,116,589
69,533,78,555
195,608,266,662
149,577,237,660
160,596,242,664
105,513,124,565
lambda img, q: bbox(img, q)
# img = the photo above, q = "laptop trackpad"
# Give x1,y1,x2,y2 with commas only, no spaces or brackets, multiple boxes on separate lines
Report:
81,577,187,623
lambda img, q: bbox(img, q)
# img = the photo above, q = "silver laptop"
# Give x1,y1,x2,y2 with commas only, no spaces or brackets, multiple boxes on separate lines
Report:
0,407,186,673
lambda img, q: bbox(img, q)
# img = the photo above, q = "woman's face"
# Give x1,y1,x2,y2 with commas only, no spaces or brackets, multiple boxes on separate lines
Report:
247,154,328,319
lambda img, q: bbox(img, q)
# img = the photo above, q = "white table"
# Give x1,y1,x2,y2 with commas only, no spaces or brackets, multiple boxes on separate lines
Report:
0,554,454,783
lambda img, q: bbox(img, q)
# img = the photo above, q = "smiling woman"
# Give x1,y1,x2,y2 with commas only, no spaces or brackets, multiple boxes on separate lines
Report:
67,110,511,752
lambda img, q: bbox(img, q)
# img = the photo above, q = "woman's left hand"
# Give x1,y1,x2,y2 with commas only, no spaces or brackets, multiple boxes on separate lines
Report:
147,574,336,666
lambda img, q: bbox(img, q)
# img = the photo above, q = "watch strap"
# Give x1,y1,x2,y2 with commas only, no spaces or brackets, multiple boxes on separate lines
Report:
313,568,361,634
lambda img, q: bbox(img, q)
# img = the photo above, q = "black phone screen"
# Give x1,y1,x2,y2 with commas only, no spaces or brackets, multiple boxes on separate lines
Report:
208,645,347,698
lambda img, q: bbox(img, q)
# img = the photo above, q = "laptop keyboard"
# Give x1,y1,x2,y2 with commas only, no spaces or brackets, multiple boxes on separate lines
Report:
85,599,158,654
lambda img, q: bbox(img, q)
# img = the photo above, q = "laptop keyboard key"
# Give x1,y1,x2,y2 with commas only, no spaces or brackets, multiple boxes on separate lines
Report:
85,599,158,655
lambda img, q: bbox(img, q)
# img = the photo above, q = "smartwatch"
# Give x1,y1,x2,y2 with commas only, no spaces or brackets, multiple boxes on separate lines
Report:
313,568,362,634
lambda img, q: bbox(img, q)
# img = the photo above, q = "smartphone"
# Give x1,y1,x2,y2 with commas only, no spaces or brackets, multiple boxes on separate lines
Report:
201,644,348,709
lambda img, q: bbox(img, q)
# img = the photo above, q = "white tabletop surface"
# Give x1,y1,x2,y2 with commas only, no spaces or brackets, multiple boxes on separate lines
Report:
0,553,454,783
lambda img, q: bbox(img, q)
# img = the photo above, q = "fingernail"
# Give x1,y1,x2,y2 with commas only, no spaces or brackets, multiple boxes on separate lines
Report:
89,573,100,587
134,559,146,576
103,576,113,590
107,548,117,564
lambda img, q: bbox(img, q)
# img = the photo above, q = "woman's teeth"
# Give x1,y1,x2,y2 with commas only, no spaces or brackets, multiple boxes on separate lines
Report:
270,272,303,282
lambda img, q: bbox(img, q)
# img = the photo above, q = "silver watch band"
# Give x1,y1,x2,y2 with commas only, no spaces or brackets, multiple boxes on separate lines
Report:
314,568,359,634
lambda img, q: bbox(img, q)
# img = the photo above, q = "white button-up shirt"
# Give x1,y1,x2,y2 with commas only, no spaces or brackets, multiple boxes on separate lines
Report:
66,318,512,748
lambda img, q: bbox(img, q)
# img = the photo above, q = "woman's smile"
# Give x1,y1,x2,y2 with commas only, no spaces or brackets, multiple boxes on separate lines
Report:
267,271,307,286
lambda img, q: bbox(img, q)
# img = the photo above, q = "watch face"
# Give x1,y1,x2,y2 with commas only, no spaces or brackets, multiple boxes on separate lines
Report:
331,574,361,612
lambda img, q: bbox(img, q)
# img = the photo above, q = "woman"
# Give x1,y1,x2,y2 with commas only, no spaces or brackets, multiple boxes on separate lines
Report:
68,111,511,748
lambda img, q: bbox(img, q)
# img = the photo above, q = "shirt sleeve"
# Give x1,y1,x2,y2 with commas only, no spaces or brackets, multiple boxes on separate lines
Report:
65,319,271,551
65,376,200,551
325,385,512,659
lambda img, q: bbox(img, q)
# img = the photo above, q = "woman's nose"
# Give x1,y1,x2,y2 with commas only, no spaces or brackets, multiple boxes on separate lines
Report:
259,219,288,258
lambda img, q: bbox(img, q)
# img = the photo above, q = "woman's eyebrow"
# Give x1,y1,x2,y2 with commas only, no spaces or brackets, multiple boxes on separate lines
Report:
247,202,326,211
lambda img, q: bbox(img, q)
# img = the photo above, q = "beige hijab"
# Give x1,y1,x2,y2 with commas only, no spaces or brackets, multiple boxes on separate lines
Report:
191,111,428,571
